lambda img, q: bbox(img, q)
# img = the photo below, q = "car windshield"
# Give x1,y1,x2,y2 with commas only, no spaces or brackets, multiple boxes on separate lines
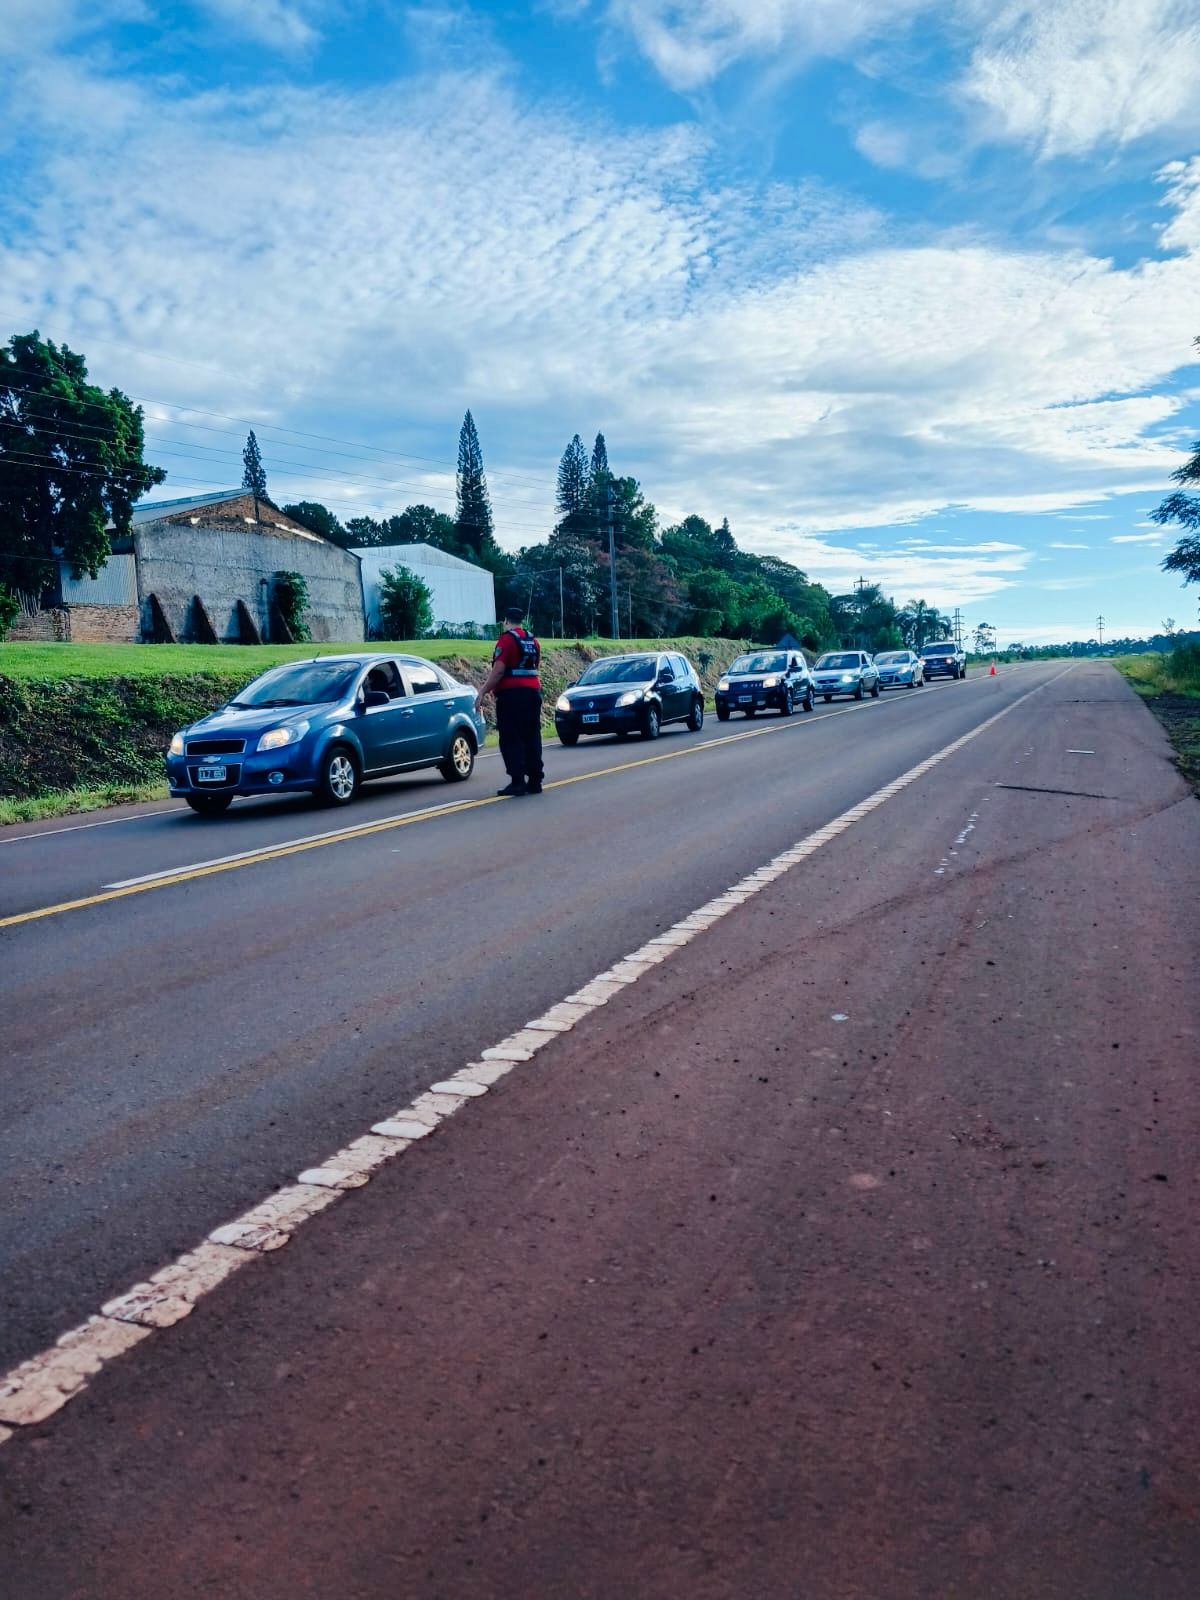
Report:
576,657,657,685
875,652,910,665
921,644,955,656
730,652,788,674
230,661,360,708
816,653,859,670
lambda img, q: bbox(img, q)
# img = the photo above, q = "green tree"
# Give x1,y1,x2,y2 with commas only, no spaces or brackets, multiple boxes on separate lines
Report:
454,409,494,558
344,515,385,547
1153,434,1200,588
0,331,165,596
377,563,433,639
381,503,460,553
557,435,590,519
282,501,347,546
241,430,267,502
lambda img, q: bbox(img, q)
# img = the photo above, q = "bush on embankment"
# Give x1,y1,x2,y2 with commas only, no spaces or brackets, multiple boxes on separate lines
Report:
0,638,749,805
1115,644,1200,794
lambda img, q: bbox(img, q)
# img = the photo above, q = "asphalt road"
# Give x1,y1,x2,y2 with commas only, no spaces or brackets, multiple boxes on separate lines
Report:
1,668,1027,1373
3,661,1198,1596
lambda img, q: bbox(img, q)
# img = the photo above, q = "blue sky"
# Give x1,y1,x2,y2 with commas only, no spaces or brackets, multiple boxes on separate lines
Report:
3,1,1200,642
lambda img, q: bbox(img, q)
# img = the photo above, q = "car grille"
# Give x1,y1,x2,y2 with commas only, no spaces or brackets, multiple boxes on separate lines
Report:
186,764,242,787
570,694,620,712
186,737,246,756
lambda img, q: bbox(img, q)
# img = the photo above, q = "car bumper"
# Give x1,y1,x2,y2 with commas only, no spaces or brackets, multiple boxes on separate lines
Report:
923,664,959,676
716,689,788,712
878,674,915,688
166,747,318,798
813,680,861,696
555,705,644,737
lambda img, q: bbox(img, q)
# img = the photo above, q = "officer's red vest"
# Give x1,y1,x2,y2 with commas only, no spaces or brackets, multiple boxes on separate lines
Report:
497,626,541,689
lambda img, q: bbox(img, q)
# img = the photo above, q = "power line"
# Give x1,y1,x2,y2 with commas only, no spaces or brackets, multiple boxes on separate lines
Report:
0,370,561,496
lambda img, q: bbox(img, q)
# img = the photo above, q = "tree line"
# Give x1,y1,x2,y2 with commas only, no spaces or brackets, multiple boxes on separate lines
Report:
5,326,1200,650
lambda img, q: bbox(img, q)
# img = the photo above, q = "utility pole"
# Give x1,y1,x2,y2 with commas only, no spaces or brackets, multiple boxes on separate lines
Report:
855,575,867,648
606,485,619,639
558,566,564,639
1096,615,1105,647
953,607,963,647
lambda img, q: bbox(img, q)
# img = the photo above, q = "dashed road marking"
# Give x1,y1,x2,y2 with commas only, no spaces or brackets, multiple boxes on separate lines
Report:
0,665,1072,1440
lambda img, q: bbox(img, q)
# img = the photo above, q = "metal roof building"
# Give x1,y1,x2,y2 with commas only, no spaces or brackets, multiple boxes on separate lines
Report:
355,543,496,635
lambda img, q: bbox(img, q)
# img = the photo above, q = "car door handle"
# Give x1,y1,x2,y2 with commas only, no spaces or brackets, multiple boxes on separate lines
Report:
400,708,415,716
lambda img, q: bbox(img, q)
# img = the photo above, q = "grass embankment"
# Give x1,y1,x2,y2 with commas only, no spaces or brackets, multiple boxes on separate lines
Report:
1115,645,1200,794
0,637,747,822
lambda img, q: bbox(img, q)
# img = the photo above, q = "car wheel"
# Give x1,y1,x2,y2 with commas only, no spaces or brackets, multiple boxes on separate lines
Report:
318,745,359,806
871,679,880,698
185,793,232,817
780,688,794,717
716,705,730,722
558,728,579,746
439,730,475,782
803,687,814,712
641,705,661,740
686,697,704,732
854,682,864,700
823,694,832,703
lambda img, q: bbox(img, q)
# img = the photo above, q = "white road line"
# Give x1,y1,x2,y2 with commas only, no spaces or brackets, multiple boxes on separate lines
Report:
0,663,1071,1439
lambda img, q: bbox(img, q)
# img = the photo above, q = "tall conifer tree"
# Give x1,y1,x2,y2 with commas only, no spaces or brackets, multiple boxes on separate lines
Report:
241,430,268,504
556,434,590,518
454,410,494,557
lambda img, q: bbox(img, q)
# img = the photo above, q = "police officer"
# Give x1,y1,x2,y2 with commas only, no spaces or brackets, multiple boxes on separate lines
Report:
476,605,544,796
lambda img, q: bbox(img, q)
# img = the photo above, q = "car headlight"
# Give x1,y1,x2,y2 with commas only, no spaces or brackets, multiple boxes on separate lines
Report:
615,690,641,707
717,678,729,692
257,721,308,752
761,675,780,688
555,695,572,712
840,673,855,682
168,732,184,756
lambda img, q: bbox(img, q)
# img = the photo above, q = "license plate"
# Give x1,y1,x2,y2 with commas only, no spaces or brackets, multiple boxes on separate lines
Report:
582,714,599,724
738,695,752,703
197,765,227,783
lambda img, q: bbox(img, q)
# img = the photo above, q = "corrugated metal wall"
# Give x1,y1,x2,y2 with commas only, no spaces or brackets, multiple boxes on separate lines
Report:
356,545,496,633
59,554,138,607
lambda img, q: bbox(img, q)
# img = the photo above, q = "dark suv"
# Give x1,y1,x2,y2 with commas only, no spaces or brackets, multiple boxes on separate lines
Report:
554,651,704,743
920,640,967,680
716,649,814,719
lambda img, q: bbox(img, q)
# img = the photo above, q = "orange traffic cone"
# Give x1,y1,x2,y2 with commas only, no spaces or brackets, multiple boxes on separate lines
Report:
989,662,997,676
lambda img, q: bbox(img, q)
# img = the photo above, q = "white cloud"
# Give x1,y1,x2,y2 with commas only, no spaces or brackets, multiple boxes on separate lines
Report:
605,0,927,91
197,0,323,50
1049,540,1089,548
4,65,1200,611
960,0,1200,158
1110,530,1166,542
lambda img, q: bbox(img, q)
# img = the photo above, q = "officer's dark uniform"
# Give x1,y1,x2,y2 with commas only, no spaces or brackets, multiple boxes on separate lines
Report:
493,624,544,795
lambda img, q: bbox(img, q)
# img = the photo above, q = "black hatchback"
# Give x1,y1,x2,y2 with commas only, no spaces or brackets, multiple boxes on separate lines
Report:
554,651,704,743
715,648,814,720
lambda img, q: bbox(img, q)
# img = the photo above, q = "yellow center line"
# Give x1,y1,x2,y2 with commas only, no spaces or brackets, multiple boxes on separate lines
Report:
0,679,1001,931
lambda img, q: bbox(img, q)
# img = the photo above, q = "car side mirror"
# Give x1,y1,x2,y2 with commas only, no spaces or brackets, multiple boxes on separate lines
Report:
363,688,390,708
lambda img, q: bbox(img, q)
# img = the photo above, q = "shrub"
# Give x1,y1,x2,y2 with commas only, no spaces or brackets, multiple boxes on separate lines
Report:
378,564,434,639
273,571,311,642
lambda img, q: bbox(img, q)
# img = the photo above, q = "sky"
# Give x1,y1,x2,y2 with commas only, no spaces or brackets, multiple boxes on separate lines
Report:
3,1,1200,643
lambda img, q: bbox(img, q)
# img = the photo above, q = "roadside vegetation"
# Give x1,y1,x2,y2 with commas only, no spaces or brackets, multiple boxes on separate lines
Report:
0,636,748,821
1116,642,1200,793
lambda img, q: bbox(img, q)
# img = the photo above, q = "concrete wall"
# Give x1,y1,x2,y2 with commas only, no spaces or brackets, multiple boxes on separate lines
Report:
134,515,364,644
356,544,496,635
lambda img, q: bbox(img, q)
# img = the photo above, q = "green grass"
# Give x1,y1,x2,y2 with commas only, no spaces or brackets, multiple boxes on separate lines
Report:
1115,648,1200,698
0,781,170,827
0,636,743,683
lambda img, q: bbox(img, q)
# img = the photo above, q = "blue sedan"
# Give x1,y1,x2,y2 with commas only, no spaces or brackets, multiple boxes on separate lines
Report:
873,650,925,689
166,654,485,816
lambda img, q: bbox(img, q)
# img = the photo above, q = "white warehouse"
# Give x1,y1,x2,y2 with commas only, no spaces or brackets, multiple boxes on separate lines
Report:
354,543,497,636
